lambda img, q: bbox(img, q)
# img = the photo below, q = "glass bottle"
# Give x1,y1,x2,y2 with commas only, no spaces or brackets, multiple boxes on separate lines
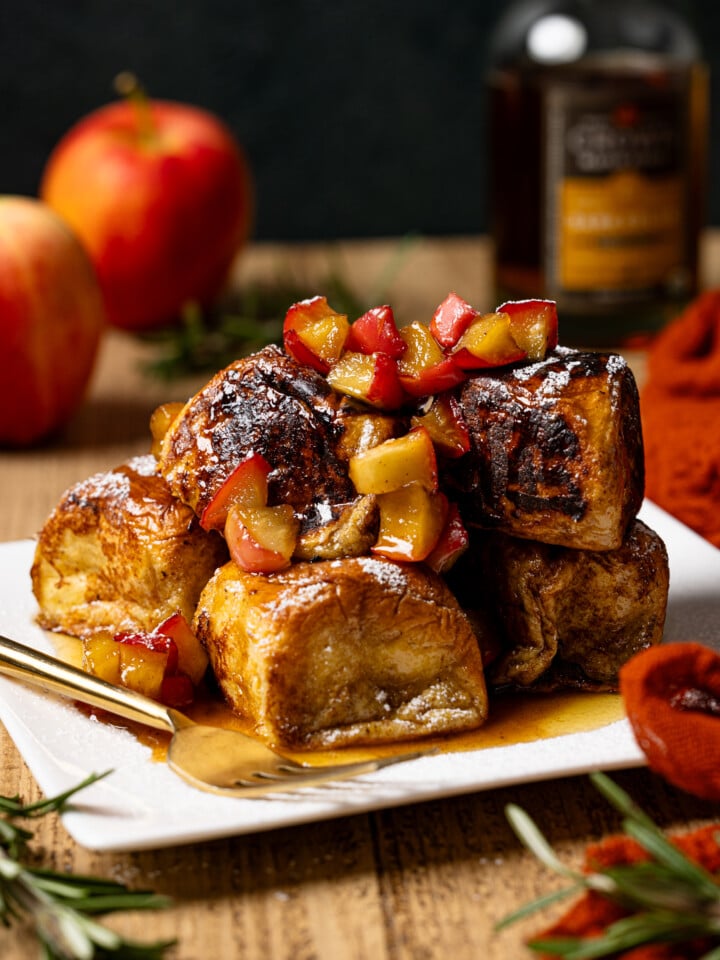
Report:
487,0,708,346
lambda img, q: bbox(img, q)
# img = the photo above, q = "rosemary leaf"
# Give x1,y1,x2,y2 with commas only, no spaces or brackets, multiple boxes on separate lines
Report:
141,236,419,381
0,773,175,959
505,803,584,881
495,881,586,930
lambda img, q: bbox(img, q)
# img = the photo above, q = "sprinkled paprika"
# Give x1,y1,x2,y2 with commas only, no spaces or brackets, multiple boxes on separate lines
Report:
533,827,720,959
619,642,720,800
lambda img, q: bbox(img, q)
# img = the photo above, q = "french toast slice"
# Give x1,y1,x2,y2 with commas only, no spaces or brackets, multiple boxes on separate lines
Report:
193,555,488,749
448,348,645,550
31,455,228,639
157,344,406,558
450,519,668,691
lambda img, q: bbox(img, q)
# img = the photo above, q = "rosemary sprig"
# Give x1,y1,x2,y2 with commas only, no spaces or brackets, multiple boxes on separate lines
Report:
141,235,419,381
499,772,720,958
0,771,175,959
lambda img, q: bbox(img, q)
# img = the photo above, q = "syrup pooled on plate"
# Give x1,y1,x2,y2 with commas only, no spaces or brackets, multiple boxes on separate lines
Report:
52,633,625,768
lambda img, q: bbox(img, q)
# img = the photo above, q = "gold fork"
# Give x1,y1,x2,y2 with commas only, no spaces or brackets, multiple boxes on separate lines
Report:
0,634,429,797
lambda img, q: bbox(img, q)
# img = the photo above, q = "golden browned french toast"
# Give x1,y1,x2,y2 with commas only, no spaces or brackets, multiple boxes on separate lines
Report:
29,298,667,748
451,519,668,692
31,455,228,639
193,555,488,749
156,344,410,559
447,348,645,551
160,346,360,517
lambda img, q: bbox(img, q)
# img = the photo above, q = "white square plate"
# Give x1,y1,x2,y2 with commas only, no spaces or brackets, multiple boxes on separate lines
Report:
1,501,718,851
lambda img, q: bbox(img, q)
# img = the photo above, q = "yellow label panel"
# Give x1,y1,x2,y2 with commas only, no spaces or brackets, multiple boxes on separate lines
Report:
558,171,684,291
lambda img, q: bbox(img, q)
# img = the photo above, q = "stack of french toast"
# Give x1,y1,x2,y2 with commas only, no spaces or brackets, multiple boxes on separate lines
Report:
31,295,669,750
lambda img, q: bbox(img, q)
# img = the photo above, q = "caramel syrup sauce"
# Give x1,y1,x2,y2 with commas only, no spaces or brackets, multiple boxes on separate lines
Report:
52,633,626,767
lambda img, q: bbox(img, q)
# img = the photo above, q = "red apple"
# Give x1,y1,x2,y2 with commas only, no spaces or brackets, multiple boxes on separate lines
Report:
0,196,104,446
424,502,469,573
348,426,438,494
40,76,252,332
372,484,448,563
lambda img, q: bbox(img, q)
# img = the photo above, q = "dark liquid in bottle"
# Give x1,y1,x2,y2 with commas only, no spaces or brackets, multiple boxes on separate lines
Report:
489,28,707,347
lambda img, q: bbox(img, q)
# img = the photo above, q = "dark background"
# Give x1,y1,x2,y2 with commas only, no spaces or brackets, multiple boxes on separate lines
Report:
0,0,714,242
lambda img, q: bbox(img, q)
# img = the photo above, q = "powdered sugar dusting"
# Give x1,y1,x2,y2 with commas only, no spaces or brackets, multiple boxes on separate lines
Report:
73,468,131,502
606,353,628,375
287,581,328,606
126,454,158,476
353,556,409,592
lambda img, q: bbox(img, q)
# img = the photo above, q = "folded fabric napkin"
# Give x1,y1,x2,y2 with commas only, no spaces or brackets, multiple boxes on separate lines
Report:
641,290,720,548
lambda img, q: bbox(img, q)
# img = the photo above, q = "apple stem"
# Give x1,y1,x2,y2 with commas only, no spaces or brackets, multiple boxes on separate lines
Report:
114,71,156,143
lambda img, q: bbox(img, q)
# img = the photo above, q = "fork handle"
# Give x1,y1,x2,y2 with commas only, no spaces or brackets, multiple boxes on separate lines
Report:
0,633,175,733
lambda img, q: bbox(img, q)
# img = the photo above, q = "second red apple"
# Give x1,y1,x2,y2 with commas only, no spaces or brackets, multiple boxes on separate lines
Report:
41,83,253,332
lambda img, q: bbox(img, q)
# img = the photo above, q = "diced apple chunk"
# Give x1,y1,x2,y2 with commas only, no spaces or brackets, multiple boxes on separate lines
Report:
451,312,526,369
283,296,349,373
411,393,470,458
430,292,479,349
345,304,406,358
424,502,469,573
372,483,448,562
499,299,559,361
397,321,467,396
225,502,299,573
82,631,121,685
115,631,177,701
200,451,271,531
327,351,405,410
155,612,209,686
348,426,438,495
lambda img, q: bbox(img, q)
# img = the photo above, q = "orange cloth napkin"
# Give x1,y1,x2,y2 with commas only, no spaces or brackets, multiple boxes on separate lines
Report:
641,290,720,548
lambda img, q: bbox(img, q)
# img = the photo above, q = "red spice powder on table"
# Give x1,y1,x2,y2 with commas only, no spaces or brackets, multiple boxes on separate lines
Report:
641,290,720,549
534,826,720,959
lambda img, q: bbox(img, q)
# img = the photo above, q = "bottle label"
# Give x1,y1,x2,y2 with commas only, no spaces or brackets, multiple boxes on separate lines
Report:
544,71,692,300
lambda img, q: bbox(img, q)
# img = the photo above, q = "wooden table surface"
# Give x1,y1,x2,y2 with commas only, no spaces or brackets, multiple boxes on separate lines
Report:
2,235,719,960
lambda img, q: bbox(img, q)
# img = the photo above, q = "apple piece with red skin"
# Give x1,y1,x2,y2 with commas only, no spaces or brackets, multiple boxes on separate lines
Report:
372,484,448,563
113,628,198,707
283,296,349,373
154,612,209,685
326,350,406,410
429,292,480,349
200,451,271,531
114,630,179,702
450,312,527,370
411,393,470,459
0,196,104,447
345,305,406,359
160,673,195,709
499,298,559,361
40,77,252,332
348,426,438,495
424,502,469,573
397,321,467,397
224,502,299,573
